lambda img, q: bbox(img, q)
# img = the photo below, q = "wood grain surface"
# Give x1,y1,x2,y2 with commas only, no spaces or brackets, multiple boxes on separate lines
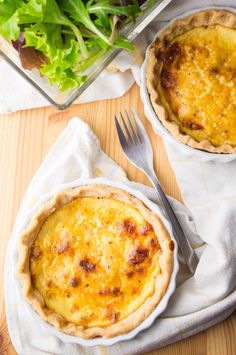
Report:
0,84,235,355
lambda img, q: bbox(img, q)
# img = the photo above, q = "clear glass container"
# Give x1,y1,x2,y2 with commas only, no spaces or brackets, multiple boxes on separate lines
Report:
0,0,172,109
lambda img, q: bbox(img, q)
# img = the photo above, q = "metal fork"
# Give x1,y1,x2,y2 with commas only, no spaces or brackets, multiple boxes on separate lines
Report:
114,109,198,274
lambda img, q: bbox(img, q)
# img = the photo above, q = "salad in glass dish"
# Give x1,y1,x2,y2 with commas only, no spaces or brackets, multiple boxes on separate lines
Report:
0,0,153,92
0,0,173,108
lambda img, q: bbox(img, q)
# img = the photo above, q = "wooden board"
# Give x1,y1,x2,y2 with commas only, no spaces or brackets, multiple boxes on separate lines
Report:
0,84,235,355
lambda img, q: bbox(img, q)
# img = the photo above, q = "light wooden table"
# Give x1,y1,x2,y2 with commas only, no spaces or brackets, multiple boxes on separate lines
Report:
0,84,235,355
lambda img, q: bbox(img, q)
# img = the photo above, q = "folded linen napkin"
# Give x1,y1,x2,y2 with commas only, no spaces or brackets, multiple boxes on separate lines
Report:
5,117,236,355
1,0,234,114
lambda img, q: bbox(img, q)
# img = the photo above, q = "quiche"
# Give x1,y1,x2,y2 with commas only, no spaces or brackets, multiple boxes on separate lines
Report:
17,185,174,339
146,9,236,153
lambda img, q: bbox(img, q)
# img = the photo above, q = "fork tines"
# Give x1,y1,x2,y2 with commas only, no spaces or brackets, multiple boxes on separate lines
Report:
114,109,142,146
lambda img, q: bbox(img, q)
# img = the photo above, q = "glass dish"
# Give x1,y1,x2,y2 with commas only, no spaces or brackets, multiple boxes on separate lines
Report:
0,0,173,110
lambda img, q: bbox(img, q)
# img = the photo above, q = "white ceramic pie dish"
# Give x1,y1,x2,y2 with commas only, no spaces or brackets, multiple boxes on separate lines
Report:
14,177,179,347
140,6,236,163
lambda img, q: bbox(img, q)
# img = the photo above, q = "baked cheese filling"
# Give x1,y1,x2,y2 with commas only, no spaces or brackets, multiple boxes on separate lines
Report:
30,197,161,328
158,25,236,147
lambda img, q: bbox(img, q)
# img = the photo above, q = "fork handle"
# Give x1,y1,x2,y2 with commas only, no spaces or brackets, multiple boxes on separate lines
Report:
148,173,198,275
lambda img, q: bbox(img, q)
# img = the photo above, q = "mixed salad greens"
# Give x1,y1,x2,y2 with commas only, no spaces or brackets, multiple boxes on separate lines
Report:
0,0,151,91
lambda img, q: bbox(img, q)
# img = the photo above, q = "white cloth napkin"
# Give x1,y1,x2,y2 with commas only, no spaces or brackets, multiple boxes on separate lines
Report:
1,0,234,114
5,117,236,355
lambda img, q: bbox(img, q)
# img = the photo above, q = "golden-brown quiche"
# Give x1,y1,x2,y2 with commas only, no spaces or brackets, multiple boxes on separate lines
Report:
17,185,174,339
146,9,236,153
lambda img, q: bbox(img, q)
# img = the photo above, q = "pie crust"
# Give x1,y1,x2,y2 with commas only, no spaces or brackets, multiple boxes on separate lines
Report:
146,9,236,153
17,184,174,339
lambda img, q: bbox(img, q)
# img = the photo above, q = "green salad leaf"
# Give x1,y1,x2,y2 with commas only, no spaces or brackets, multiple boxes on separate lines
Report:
0,0,147,91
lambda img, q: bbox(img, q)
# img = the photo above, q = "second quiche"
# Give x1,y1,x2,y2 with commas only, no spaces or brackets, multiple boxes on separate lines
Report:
17,185,174,339
146,9,236,153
